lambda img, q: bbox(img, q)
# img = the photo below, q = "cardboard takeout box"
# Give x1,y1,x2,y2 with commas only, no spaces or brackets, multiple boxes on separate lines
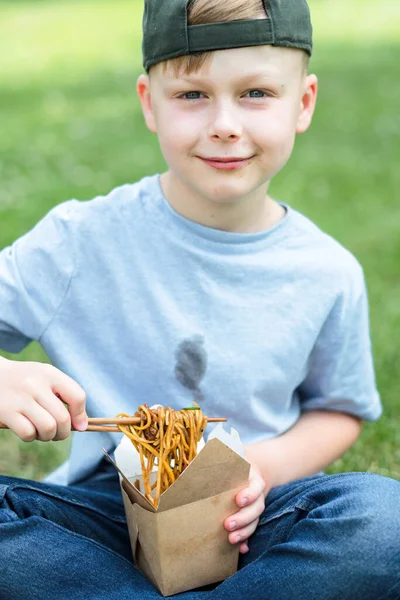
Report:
103,437,250,597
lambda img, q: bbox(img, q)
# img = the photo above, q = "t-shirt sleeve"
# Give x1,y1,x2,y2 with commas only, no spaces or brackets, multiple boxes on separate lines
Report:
298,265,382,422
0,201,77,353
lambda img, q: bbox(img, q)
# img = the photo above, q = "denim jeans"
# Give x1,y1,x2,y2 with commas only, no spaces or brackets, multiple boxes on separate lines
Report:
0,460,399,600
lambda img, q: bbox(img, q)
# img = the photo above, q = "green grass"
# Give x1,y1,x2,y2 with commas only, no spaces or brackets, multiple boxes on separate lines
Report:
0,0,399,481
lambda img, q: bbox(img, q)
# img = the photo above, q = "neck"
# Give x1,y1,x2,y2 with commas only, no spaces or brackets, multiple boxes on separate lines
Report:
159,171,286,234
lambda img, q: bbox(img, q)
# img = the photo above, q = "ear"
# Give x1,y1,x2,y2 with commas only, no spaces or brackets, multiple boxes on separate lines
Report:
296,74,318,134
137,74,157,133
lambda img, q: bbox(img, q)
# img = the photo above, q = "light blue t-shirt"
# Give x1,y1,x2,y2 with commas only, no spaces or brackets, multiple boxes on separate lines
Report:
0,174,382,485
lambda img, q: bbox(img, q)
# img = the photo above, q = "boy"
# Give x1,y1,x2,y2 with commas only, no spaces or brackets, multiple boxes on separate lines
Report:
0,0,399,598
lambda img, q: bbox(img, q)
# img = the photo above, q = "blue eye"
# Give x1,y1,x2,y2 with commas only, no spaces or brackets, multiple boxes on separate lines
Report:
246,90,268,98
181,91,203,100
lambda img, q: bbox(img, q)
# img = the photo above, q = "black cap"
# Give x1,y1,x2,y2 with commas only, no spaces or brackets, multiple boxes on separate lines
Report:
142,0,313,72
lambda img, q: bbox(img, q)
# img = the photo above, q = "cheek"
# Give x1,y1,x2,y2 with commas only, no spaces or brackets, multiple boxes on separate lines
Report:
251,105,297,159
254,106,296,142
155,106,202,156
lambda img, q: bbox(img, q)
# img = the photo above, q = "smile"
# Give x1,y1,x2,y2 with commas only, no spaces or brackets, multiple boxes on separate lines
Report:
198,156,254,171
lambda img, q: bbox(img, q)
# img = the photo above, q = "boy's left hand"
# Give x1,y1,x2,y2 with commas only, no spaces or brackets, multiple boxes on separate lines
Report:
224,464,267,554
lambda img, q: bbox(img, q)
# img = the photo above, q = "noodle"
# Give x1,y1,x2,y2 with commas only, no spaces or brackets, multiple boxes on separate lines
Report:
116,404,207,508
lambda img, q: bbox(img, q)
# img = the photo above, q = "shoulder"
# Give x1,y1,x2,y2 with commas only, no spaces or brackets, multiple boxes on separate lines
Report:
48,174,159,232
9,174,160,271
285,205,366,298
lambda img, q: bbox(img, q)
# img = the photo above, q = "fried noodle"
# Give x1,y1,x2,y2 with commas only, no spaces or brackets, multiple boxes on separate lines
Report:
115,404,207,508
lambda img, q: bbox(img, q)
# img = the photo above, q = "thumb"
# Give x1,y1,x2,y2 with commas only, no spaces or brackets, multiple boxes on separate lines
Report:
50,368,88,431
236,465,266,507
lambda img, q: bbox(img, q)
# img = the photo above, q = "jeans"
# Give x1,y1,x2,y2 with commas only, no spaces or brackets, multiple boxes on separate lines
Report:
0,460,399,600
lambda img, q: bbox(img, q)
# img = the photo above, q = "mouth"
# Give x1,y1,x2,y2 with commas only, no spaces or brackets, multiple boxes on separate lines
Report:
198,156,254,171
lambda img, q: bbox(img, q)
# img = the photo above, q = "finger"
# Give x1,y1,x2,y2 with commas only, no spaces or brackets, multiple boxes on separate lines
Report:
21,402,58,442
239,542,249,554
228,518,259,546
225,495,265,532
47,367,87,430
236,473,266,508
34,391,72,441
53,429,72,442
5,412,38,442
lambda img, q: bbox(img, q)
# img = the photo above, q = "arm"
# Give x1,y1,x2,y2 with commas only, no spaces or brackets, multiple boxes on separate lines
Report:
244,409,363,489
0,204,88,441
225,409,363,554
226,265,377,552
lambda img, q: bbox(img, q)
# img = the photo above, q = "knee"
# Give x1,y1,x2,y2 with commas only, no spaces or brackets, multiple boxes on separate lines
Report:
315,473,400,571
343,472,400,535
359,473,400,556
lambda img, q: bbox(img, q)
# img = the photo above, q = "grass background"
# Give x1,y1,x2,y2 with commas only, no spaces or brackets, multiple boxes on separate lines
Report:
0,0,399,481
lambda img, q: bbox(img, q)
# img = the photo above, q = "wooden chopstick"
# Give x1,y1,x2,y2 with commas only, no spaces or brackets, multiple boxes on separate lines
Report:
85,416,226,432
86,425,122,432
0,416,227,433
88,416,226,425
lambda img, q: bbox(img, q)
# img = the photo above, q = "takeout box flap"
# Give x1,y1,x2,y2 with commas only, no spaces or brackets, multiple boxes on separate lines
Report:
103,438,250,513
102,448,156,512
157,438,250,512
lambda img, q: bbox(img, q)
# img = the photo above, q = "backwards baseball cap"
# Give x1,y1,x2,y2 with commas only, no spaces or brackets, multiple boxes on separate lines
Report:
142,0,313,73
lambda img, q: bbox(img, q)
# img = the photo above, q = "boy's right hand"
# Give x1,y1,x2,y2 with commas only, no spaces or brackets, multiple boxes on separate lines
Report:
0,357,88,442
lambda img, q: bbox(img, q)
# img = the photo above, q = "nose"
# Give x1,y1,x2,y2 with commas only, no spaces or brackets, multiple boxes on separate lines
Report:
208,101,243,142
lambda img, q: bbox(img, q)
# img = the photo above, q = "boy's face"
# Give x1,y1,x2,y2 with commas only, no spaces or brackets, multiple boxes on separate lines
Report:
138,45,317,206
